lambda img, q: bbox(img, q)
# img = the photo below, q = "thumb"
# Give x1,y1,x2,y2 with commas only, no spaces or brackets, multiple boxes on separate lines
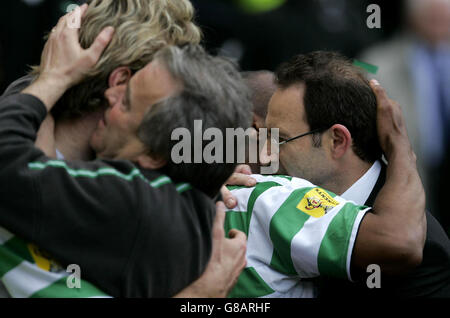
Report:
87,26,114,63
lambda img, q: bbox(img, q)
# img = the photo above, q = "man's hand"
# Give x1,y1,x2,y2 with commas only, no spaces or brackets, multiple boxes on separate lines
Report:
370,79,414,161
38,3,114,89
22,3,114,110
220,165,256,209
352,80,426,276
174,202,247,298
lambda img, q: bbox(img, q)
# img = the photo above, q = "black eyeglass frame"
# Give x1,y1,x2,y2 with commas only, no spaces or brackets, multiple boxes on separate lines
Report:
277,127,329,146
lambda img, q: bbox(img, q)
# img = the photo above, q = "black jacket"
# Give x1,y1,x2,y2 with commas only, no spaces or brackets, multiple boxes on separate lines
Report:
0,93,215,297
318,164,450,297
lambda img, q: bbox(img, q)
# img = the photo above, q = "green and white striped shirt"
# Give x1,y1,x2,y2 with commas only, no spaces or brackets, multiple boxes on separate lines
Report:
225,175,370,298
0,226,110,298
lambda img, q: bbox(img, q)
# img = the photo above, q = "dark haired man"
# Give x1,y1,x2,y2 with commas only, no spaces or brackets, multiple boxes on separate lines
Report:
240,70,282,174
242,71,277,132
0,11,250,298
224,51,450,297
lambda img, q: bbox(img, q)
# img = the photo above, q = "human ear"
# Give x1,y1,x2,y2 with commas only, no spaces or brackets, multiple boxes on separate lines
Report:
329,124,352,159
108,66,132,87
136,154,167,170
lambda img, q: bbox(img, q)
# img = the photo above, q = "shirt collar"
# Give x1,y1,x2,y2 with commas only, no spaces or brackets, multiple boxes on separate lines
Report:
341,160,382,205
55,149,65,160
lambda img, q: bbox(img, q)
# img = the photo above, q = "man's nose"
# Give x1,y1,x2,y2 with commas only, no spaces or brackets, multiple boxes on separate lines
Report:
259,139,272,166
259,138,279,166
258,137,280,174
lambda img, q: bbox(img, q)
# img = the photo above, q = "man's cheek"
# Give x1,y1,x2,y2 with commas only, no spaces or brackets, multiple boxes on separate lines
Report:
279,151,294,175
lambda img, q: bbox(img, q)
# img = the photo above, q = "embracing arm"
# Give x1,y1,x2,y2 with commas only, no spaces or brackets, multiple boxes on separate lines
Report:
351,81,426,276
0,6,139,296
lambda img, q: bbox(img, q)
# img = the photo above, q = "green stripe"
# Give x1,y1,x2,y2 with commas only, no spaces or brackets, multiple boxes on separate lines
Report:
224,182,281,237
317,203,367,279
30,276,109,298
269,187,314,275
28,160,172,189
353,59,379,74
0,248,23,279
226,185,250,191
146,176,171,188
29,161,141,180
228,267,275,298
175,183,192,193
0,237,36,278
4,237,34,264
244,181,282,237
224,211,247,238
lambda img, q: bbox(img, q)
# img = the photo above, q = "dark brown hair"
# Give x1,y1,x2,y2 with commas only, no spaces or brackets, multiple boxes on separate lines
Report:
275,51,382,163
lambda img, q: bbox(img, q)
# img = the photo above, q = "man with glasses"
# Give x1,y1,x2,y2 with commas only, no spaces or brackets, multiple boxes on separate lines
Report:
222,51,450,298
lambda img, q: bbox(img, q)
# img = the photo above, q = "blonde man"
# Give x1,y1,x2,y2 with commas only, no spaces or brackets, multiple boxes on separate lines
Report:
22,0,200,161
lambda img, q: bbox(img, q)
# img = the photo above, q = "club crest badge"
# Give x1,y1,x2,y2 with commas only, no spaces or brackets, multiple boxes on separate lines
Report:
28,243,64,272
296,188,339,218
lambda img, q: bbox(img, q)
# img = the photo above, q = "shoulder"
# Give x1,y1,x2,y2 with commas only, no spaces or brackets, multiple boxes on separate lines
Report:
137,168,216,228
2,75,35,98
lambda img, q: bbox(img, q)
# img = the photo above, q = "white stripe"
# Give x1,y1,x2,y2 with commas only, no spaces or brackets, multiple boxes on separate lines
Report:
291,200,348,277
247,185,294,264
289,176,317,189
260,279,316,298
227,187,254,212
0,227,14,245
251,264,311,297
346,207,371,281
245,185,296,292
251,174,295,187
2,261,67,298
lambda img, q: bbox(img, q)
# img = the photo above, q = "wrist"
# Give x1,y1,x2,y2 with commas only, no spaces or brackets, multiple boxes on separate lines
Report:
37,72,72,92
383,135,413,160
22,73,70,112
386,143,417,174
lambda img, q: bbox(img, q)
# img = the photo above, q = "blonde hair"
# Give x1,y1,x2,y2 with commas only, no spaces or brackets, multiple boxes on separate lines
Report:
32,0,201,120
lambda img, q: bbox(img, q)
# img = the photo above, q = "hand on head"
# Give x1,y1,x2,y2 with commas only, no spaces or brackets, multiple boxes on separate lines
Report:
38,3,114,90
369,79,416,162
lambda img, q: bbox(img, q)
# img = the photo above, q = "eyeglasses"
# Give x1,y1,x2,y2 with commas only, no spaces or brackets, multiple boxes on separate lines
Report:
277,128,328,146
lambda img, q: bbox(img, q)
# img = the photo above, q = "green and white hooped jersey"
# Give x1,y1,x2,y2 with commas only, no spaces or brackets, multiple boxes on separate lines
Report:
0,226,110,298
225,175,370,298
